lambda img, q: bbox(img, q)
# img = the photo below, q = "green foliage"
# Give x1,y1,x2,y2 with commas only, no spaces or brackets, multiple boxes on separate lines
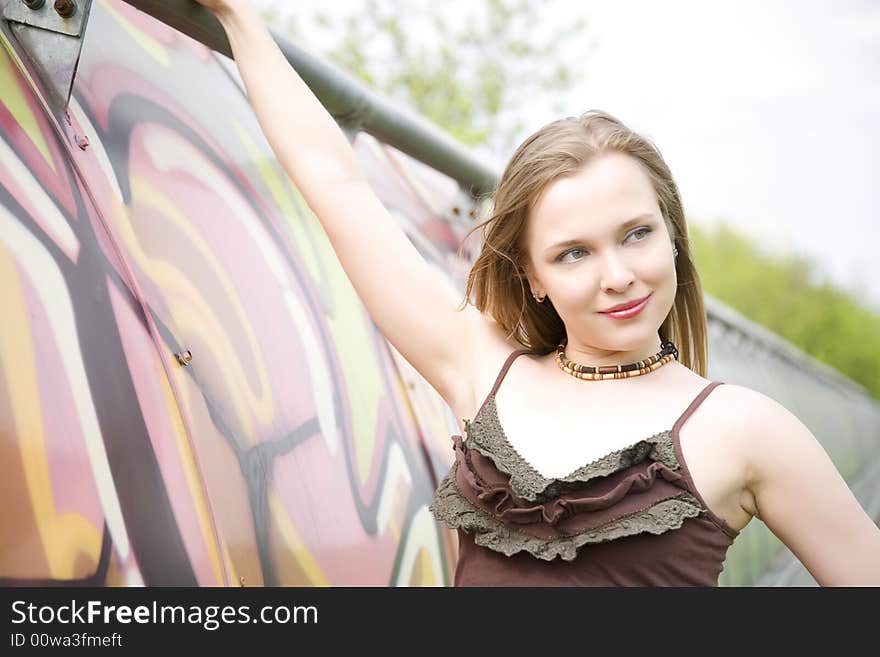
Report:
258,0,591,159
690,220,880,399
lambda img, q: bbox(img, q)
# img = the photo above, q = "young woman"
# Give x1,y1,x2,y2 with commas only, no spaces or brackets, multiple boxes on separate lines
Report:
194,0,880,586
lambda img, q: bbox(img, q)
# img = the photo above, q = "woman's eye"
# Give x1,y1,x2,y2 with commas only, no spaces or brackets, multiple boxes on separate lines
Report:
558,247,586,262
629,227,652,241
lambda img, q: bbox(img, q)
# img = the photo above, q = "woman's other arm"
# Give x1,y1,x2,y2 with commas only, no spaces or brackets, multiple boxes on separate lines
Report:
738,386,880,585
194,0,483,407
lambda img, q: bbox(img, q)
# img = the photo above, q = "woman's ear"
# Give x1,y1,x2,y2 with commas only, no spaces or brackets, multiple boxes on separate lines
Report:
522,261,542,297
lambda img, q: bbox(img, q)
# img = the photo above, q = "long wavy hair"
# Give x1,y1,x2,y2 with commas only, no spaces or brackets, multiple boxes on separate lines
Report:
456,109,708,376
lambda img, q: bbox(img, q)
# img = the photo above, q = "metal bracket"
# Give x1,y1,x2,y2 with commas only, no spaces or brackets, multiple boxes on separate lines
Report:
3,0,93,110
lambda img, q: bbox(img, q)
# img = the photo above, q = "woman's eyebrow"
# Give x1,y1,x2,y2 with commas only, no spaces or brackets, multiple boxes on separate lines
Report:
543,214,655,253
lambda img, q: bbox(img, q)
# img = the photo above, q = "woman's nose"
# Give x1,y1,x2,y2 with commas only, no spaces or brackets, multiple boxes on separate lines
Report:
598,249,636,292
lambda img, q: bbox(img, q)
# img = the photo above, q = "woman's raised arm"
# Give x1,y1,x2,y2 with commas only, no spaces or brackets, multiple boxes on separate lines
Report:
194,0,485,407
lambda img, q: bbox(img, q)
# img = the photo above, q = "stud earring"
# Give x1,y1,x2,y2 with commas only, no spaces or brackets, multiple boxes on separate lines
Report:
673,247,678,257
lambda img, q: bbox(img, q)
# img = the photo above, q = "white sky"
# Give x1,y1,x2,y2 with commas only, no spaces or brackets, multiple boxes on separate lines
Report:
252,0,880,310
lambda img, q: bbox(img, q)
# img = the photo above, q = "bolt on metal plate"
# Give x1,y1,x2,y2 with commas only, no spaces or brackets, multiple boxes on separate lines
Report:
3,0,90,37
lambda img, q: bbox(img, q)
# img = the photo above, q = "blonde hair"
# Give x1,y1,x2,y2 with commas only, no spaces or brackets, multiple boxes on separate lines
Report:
456,109,708,376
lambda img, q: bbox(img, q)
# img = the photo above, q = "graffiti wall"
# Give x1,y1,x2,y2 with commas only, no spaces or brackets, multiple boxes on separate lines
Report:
0,0,471,586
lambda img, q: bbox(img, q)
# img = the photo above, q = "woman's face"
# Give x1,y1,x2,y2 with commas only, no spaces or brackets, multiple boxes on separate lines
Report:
523,151,677,362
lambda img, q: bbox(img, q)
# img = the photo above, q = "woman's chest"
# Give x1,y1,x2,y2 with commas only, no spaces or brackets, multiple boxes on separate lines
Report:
489,399,681,478
459,391,753,534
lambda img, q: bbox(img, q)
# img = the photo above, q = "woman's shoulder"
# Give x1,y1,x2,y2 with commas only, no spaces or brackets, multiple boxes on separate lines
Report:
688,381,800,472
673,377,773,423
706,382,789,423
717,384,817,453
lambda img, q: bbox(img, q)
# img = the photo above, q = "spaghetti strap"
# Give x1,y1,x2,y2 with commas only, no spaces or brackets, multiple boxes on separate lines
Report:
474,348,531,421
669,380,739,538
672,380,724,436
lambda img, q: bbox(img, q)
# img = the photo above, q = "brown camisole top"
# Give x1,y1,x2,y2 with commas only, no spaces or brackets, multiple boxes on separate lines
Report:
428,348,740,586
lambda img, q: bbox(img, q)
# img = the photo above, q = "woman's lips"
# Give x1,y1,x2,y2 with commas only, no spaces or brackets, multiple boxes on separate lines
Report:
600,294,651,319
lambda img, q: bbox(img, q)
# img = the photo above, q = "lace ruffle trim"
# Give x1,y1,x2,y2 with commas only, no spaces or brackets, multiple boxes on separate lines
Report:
428,462,705,562
464,396,680,503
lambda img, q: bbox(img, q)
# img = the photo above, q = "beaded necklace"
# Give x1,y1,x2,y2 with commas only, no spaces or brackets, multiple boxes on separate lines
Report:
555,339,679,380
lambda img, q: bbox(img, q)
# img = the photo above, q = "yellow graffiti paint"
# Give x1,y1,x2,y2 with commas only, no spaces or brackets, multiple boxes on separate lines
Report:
0,246,101,579
0,41,55,171
219,541,238,587
268,489,329,586
408,547,440,587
